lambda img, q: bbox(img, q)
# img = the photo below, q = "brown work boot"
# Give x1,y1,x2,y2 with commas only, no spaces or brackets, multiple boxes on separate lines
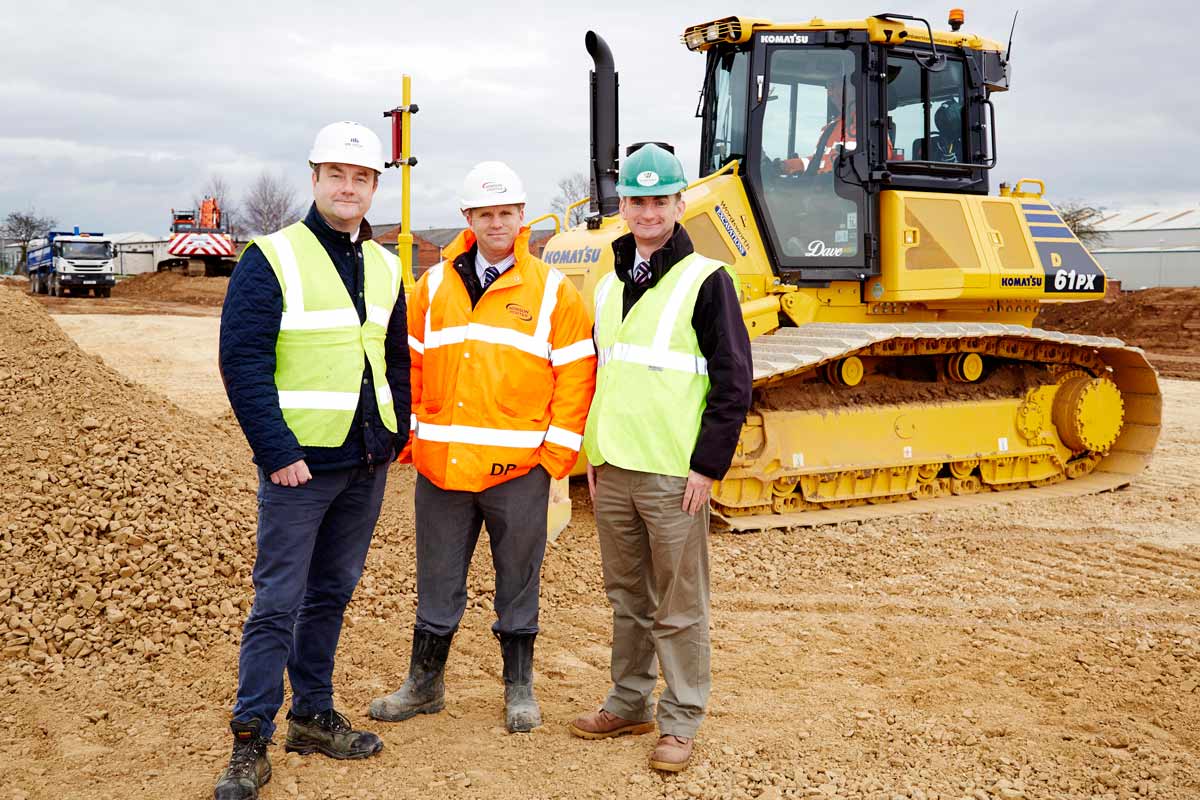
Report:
649,734,694,772
568,708,655,740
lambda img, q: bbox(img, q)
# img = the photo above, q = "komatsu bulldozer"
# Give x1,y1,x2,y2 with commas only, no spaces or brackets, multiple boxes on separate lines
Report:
539,12,1162,529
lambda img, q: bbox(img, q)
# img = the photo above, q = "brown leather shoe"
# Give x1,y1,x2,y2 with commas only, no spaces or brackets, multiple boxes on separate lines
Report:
568,708,656,740
649,734,693,772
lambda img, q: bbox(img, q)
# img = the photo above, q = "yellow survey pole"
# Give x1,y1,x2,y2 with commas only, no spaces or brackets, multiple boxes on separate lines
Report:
384,76,418,291
398,75,416,291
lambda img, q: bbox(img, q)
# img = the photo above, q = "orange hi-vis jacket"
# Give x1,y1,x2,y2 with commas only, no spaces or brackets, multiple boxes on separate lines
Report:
403,228,597,492
812,112,894,172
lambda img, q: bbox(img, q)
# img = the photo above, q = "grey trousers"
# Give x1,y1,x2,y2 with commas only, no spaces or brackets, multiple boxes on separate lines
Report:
593,464,711,738
413,466,550,637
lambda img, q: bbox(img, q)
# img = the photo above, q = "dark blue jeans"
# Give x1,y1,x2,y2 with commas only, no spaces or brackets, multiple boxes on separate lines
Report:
414,466,549,638
232,464,388,738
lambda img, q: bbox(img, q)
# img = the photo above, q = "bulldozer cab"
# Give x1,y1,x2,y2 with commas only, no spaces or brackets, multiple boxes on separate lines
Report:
695,16,1006,283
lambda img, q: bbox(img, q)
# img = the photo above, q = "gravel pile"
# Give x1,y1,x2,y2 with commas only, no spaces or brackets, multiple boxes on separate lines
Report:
0,288,258,680
0,288,606,685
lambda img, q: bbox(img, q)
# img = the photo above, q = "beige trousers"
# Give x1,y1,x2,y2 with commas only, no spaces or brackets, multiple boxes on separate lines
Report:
593,464,711,738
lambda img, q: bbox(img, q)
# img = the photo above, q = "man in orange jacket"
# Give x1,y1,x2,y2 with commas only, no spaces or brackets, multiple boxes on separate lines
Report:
369,161,596,733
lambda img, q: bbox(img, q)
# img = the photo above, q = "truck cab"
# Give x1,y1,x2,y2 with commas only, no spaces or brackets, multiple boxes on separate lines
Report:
28,230,117,298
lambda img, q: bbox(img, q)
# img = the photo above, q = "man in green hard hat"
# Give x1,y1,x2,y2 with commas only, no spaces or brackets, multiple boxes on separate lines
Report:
569,142,753,772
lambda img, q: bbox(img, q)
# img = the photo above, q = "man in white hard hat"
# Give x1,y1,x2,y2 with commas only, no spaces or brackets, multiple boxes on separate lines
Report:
369,161,596,734
214,121,408,800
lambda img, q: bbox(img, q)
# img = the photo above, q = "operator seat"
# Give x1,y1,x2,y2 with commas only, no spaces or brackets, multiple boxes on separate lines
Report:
911,99,963,162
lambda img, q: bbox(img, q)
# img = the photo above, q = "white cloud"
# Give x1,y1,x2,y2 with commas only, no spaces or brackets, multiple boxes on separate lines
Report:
2,0,1195,238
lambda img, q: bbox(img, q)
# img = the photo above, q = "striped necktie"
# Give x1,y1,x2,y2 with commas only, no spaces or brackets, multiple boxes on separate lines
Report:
482,265,500,289
632,261,651,285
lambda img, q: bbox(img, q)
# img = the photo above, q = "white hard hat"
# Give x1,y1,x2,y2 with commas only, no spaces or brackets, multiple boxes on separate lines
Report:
309,121,385,174
459,161,527,209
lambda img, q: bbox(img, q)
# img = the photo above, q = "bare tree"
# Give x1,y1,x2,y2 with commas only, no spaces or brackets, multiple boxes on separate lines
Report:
550,172,590,228
1056,201,1109,248
193,173,245,238
1,209,57,275
241,171,306,235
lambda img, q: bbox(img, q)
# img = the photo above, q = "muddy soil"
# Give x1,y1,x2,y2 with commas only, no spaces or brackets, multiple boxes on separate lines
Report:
25,274,223,318
1036,288,1200,379
34,293,221,318
1,289,1196,800
112,271,229,307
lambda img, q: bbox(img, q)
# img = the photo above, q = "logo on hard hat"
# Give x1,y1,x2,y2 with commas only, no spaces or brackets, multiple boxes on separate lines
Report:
482,181,507,193
636,171,660,187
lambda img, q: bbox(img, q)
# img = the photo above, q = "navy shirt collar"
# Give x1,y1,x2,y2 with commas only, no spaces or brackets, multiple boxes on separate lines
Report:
304,203,373,246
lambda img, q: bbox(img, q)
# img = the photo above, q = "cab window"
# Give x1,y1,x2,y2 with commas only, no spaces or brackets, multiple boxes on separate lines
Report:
887,55,966,163
755,46,864,263
703,47,751,174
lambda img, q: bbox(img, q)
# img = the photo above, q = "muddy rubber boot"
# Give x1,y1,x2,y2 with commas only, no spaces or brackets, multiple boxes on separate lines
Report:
499,632,541,733
213,719,271,800
284,708,383,760
368,629,452,722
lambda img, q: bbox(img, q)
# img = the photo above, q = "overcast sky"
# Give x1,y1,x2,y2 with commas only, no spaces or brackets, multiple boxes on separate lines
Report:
2,1,1195,236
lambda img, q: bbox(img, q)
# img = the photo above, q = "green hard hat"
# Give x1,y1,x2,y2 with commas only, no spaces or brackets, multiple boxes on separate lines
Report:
617,143,688,197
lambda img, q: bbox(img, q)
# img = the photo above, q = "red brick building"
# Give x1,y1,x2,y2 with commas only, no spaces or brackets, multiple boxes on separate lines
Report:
373,226,556,278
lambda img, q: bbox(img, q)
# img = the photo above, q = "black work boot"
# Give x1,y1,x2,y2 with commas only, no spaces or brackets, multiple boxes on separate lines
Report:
368,629,453,722
213,719,271,800
499,632,542,733
284,708,383,760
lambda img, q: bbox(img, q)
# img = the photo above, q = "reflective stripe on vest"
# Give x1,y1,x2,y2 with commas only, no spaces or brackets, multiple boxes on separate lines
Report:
583,252,726,478
417,262,565,361
266,227,400,333
412,260,588,452
255,222,400,447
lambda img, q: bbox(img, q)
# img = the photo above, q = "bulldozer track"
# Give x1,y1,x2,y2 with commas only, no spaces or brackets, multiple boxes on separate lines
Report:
718,322,1163,530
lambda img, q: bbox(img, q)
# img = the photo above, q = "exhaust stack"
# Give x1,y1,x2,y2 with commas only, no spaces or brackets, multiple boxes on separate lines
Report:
586,31,619,219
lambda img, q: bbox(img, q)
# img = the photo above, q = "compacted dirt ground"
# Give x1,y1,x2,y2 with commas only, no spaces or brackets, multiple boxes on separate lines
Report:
52,315,227,419
1,282,1196,800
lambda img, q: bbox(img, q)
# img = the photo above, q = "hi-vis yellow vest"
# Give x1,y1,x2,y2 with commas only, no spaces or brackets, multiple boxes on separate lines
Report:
254,222,401,447
583,252,731,478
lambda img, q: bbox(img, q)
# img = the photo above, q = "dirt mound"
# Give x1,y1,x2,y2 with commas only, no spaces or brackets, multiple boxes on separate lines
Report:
112,271,229,306
1036,287,1200,378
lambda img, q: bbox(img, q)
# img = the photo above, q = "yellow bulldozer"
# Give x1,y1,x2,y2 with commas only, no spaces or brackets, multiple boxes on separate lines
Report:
538,12,1162,529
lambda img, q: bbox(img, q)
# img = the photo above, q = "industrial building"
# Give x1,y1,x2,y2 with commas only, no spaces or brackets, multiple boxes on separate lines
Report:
108,232,161,275
1091,207,1200,288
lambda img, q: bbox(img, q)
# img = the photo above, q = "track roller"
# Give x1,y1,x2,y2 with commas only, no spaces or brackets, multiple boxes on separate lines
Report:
826,356,864,387
947,352,984,383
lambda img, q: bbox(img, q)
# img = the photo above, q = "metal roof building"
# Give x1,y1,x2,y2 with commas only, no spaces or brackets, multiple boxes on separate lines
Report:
1090,207,1200,288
